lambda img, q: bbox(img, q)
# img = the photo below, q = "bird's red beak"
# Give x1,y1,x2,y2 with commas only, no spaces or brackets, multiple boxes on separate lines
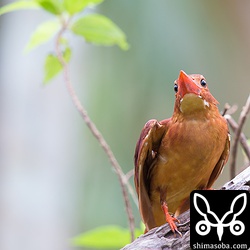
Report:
177,70,201,98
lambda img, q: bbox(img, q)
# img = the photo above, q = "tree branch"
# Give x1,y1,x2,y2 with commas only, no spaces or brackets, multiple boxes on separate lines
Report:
55,22,136,241
122,166,250,250
228,95,250,179
224,114,250,162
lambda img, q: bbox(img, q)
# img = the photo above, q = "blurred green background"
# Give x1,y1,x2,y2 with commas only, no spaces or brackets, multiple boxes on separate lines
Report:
0,0,249,249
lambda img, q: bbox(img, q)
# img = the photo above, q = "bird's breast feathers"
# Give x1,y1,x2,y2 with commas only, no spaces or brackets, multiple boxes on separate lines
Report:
150,113,228,204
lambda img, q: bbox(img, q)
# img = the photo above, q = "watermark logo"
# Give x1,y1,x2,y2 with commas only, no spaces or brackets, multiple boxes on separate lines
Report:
190,190,250,249
194,192,246,240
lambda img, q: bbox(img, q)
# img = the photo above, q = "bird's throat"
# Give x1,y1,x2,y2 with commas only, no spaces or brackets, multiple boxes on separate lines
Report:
180,93,209,114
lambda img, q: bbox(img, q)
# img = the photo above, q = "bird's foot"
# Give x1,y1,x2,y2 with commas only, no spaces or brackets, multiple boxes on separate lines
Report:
161,201,182,237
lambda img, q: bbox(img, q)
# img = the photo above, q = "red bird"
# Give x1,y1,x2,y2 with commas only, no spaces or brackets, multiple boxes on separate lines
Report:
134,70,230,234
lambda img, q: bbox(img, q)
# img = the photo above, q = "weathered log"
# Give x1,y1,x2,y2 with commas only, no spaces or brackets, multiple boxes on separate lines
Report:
122,166,250,250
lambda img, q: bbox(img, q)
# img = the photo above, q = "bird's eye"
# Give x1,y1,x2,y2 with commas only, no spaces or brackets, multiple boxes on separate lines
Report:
200,79,207,87
174,84,178,93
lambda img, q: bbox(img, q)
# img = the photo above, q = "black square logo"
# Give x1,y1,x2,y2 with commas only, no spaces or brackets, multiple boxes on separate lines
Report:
190,190,250,249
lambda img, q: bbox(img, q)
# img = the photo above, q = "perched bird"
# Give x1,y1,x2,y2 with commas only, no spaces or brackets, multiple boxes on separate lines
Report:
134,70,230,234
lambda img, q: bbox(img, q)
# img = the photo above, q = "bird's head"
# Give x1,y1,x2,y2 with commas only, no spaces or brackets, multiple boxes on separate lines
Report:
173,70,218,115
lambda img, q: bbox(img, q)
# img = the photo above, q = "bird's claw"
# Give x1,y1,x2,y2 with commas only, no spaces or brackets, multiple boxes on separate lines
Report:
174,228,182,237
167,215,182,237
161,202,182,237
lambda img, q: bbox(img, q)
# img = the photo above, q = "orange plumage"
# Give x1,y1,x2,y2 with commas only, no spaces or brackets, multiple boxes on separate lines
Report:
134,70,230,234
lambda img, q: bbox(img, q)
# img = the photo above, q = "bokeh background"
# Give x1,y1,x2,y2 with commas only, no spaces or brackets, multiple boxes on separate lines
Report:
0,0,250,249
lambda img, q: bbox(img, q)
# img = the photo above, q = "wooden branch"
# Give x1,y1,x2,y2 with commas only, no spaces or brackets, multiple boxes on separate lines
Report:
229,95,250,179
54,24,136,241
122,166,250,250
225,114,250,162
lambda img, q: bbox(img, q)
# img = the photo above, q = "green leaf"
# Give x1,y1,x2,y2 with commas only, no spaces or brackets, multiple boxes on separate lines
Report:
71,14,129,50
35,0,62,15
25,19,60,52
43,47,71,84
59,37,69,46
0,1,40,16
71,225,144,249
71,225,129,248
63,0,104,15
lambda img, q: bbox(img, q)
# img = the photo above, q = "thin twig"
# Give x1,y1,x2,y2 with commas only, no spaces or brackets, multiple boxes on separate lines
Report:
124,169,138,205
229,95,250,179
125,169,135,182
222,103,238,116
224,114,250,161
55,21,135,241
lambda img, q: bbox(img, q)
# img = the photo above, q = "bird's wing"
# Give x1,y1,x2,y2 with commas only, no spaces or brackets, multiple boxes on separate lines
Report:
207,132,230,188
134,119,169,230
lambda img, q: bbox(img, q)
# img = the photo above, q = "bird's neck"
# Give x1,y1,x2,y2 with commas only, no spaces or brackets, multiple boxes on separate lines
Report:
173,104,220,122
